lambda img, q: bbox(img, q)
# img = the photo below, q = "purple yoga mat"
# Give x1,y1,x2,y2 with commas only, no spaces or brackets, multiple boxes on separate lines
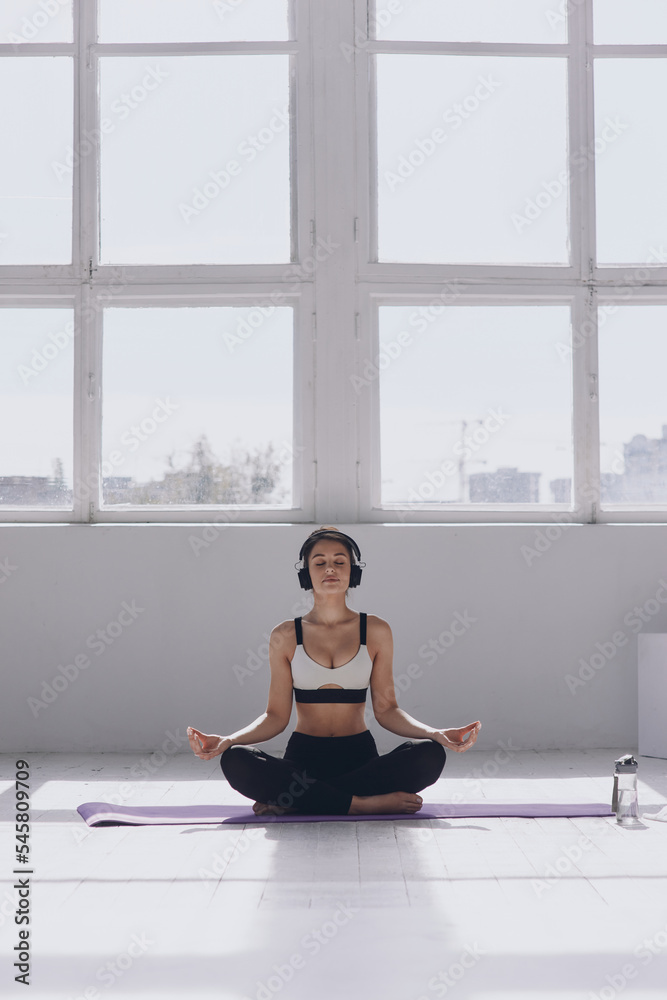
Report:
77,801,614,826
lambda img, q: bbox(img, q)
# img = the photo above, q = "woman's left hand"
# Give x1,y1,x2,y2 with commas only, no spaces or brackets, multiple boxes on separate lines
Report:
432,721,481,752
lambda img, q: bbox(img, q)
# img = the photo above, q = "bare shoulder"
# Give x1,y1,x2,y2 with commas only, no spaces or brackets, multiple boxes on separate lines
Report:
365,613,393,644
269,619,298,658
271,618,297,637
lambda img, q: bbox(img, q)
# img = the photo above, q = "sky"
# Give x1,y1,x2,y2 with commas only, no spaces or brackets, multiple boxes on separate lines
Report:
1,0,667,505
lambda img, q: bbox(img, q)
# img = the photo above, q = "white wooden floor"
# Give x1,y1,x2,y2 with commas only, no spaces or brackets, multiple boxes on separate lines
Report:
2,748,667,999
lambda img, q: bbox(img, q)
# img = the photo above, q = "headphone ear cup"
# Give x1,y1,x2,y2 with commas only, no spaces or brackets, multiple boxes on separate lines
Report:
297,567,312,590
349,565,362,588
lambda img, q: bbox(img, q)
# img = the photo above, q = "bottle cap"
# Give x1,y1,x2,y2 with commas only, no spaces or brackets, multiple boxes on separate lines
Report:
614,753,638,773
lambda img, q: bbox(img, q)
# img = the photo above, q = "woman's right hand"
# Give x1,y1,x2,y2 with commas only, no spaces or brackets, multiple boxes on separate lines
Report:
187,727,232,760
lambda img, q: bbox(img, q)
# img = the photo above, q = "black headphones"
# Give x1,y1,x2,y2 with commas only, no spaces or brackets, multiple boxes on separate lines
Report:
295,530,365,590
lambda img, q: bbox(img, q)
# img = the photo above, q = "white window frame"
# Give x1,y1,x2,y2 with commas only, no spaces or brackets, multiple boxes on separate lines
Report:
2,0,667,524
352,0,667,523
0,0,319,523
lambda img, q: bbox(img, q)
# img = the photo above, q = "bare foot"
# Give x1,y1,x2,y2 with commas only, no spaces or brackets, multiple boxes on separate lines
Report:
348,792,423,815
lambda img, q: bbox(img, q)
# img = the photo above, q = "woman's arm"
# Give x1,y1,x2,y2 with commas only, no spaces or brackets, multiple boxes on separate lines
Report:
368,617,481,752
188,622,295,760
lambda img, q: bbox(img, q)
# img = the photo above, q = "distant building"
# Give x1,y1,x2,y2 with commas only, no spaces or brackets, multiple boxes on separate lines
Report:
550,474,625,504
550,478,571,504
102,477,134,505
0,476,69,506
549,426,667,503
615,429,667,501
469,467,540,503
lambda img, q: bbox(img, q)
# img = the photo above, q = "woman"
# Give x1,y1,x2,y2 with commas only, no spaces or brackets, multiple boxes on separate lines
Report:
188,526,481,816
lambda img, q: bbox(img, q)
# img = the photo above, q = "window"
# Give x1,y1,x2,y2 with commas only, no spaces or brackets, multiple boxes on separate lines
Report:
1,0,667,524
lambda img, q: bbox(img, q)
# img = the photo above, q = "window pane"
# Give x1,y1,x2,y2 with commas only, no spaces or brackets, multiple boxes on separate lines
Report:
98,0,289,42
595,60,667,266
0,58,72,265
594,0,667,43
377,56,569,264
99,56,290,265
101,307,293,506
378,305,573,505
374,0,567,43
1,1,72,44
599,305,667,504
0,310,73,507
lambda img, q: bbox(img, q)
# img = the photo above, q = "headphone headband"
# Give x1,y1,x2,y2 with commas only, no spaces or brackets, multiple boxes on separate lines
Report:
298,529,361,564
295,529,365,590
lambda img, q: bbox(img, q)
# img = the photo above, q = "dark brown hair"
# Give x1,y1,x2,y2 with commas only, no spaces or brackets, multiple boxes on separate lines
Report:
301,525,356,570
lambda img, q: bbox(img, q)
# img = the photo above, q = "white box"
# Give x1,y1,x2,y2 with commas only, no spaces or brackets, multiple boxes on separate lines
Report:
638,634,667,759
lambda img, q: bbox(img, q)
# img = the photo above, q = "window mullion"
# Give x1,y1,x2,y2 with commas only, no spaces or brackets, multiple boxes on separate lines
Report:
572,286,600,522
569,0,599,522
76,0,98,275
75,0,99,522
569,0,596,281
310,0,358,523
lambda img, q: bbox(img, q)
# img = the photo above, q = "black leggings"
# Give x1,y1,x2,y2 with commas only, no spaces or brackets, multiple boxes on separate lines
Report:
219,730,447,815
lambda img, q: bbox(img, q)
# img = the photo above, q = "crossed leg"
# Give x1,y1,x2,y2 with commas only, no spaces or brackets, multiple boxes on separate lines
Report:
326,739,446,815
220,740,446,816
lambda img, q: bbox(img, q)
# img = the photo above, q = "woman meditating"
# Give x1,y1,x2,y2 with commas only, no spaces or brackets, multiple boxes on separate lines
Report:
187,526,481,816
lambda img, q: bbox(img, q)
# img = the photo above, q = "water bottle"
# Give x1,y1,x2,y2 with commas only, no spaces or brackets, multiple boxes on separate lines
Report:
612,754,639,825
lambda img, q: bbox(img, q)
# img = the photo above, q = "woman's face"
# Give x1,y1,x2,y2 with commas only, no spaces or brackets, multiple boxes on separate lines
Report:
307,538,351,593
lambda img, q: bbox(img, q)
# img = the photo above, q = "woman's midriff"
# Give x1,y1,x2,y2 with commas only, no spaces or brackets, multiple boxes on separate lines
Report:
294,701,368,738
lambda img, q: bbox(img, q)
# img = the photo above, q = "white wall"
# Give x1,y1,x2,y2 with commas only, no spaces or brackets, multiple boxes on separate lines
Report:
2,522,665,755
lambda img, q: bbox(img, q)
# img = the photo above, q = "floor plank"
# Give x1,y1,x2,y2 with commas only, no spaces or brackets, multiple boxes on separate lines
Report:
3,747,667,999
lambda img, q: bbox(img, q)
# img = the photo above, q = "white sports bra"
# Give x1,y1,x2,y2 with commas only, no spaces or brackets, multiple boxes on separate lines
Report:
291,613,373,703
